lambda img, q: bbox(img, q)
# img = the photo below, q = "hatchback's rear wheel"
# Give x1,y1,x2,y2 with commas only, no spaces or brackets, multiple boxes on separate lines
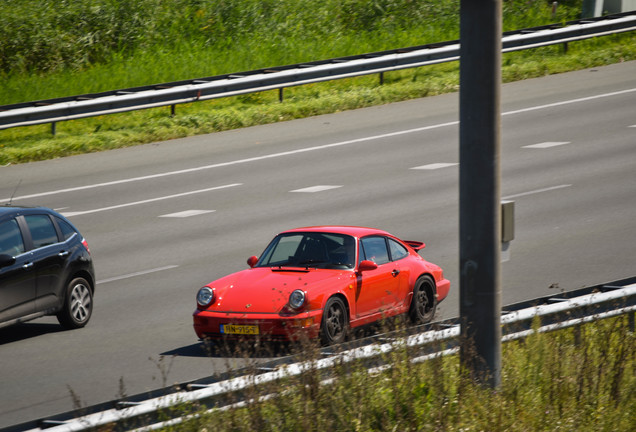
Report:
409,275,437,324
320,297,349,346
57,277,93,329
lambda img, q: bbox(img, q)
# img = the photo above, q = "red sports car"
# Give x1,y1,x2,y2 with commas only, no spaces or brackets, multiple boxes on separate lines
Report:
193,226,450,345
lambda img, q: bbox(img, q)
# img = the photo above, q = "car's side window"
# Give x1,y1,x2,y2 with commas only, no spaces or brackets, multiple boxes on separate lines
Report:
360,236,390,265
388,238,408,261
54,216,78,241
0,219,26,256
24,215,59,249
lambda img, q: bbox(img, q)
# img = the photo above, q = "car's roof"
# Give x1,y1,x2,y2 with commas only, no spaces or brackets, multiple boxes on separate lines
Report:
281,225,392,238
0,205,53,215
0,205,63,220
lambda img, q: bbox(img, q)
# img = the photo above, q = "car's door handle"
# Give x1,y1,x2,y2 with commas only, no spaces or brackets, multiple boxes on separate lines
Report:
22,262,34,270
391,269,400,277
58,251,69,257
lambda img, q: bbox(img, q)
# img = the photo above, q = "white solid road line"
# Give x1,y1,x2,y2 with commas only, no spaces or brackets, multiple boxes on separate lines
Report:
2,88,633,204
503,184,572,200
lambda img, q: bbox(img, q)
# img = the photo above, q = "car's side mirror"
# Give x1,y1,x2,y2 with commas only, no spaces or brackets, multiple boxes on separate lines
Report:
0,254,16,268
358,260,378,272
247,256,259,268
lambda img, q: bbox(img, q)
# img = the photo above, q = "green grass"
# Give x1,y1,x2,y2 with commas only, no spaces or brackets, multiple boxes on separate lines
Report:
152,316,635,431
1,0,634,165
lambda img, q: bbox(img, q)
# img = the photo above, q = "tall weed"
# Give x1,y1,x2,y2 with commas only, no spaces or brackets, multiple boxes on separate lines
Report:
0,0,583,103
167,316,634,431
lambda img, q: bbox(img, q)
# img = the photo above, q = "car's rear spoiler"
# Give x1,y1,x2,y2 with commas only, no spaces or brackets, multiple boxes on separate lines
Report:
404,240,425,251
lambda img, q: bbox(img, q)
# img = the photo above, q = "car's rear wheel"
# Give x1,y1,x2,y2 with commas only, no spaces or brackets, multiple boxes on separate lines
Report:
320,297,349,346
409,275,437,324
57,277,93,329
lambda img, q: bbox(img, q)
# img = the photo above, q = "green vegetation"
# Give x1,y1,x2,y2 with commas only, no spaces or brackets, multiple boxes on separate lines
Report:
1,0,634,164
154,316,635,431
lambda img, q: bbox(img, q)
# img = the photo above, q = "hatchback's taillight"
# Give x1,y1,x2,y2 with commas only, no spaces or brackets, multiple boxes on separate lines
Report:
81,238,90,254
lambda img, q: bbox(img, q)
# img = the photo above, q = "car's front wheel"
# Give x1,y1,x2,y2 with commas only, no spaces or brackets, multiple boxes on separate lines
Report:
57,277,93,329
409,275,437,324
320,297,349,346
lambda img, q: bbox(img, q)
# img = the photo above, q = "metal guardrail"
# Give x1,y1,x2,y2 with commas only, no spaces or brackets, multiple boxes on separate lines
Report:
4,276,634,432
1,12,635,131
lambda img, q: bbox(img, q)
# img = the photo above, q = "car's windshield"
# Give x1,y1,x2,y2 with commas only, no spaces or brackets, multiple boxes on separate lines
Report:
257,232,356,269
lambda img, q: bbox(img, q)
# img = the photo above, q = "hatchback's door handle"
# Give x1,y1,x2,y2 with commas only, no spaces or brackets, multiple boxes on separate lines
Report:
23,262,34,270
391,269,400,277
58,251,69,257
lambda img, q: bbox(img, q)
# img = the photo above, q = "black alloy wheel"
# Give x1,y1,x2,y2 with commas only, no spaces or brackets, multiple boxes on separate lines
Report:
409,275,437,324
320,297,349,345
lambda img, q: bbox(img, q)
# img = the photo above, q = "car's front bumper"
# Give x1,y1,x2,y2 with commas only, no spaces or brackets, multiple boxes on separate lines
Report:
193,309,323,341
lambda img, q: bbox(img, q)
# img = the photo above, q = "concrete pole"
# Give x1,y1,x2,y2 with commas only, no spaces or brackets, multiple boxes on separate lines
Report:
459,0,502,389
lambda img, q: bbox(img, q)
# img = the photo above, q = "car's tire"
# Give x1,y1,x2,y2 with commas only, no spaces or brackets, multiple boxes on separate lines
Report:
57,277,93,329
320,296,349,346
408,275,437,324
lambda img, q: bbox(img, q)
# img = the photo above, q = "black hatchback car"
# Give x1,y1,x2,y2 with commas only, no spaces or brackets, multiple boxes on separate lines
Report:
0,206,95,330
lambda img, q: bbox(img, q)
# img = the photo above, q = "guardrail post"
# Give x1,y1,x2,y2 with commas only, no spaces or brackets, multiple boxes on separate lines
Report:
170,104,176,117
279,88,284,102
51,122,56,136
459,0,502,389
379,72,384,85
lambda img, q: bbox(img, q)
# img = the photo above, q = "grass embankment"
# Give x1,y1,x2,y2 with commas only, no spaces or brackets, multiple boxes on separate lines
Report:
157,317,635,431
0,0,634,165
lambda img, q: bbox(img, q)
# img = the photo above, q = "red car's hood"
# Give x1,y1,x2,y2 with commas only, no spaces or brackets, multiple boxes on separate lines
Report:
206,267,352,313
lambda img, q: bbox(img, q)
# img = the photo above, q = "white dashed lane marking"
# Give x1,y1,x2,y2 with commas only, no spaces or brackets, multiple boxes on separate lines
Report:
97,265,179,284
159,210,215,218
290,185,343,193
62,183,241,217
410,163,458,170
523,142,570,149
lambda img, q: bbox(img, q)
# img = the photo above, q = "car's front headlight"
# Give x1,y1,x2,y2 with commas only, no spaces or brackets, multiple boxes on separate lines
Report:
197,287,215,307
289,289,306,309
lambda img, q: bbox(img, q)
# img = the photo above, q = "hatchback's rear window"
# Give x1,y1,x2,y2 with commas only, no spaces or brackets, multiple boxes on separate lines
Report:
55,216,78,241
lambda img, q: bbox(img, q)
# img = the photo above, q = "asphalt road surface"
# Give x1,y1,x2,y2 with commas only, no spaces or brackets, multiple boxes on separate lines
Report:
1,61,635,428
